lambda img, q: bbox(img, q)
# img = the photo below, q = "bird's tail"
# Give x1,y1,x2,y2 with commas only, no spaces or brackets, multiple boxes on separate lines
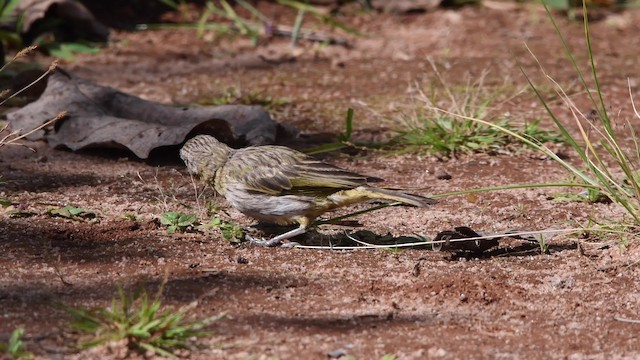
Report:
326,186,437,209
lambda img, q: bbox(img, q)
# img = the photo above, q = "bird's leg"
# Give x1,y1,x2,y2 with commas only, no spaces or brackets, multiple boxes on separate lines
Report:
247,217,310,247
247,225,306,247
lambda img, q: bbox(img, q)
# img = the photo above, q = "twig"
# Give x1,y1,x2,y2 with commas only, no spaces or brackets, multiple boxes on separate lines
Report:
270,24,351,47
186,172,203,216
0,60,58,107
0,46,38,73
614,316,640,324
153,168,169,212
0,111,68,151
54,255,73,287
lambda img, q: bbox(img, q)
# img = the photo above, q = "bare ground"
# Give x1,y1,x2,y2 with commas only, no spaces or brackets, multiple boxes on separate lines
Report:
3,4,640,359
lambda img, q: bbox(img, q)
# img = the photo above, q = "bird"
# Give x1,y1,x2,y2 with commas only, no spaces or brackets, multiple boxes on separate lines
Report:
180,134,437,247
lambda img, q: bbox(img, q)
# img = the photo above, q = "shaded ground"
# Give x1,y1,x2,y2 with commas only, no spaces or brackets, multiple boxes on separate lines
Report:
3,4,640,359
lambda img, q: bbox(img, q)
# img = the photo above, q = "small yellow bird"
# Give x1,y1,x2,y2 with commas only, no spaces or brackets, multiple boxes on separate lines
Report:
180,135,437,246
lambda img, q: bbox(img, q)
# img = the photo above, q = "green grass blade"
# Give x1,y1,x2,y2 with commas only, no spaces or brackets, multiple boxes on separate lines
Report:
581,1,610,127
541,0,599,112
290,9,305,47
236,0,271,23
276,0,362,35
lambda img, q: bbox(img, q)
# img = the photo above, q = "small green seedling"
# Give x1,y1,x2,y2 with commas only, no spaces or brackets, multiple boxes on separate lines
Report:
552,189,610,204
382,246,403,255
0,195,10,208
48,205,95,219
65,286,225,357
0,197,35,218
0,327,32,359
160,211,197,234
199,217,245,243
121,212,143,222
533,233,550,255
5,208,36,218
44,42,101,61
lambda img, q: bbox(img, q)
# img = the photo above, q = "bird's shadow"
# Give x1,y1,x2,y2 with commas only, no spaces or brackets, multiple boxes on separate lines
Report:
248,222,412,247
248,223,575,259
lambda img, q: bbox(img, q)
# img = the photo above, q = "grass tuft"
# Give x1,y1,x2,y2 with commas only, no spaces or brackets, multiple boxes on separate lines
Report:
519,1,640,226
391,63,563,156
147,0,359,46
420,2,640,235
65,285,225,357
201,86,290,110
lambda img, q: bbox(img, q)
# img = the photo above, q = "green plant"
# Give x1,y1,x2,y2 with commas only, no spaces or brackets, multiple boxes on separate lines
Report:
65,286,225,357
394,112,562,156
0,0,20,24
521,1,640,226
0,327,32,359
426,2,640,232
160,211,197,234
121,212,143,221
45,41,101,61
199,216,245,243
148,0,359,46
305,107,355,155
0,194,10,208
393,66,563,156
396,115,511,155
0,0,22,59
275,0,361,35
522,118,565,144
202,86,290,110
382,246,402,255
551,177,610,203
48,205,95,219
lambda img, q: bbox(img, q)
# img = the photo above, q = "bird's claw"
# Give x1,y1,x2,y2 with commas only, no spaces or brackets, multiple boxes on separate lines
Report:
245,234,298,248
281,241,300,248
244,234,269,246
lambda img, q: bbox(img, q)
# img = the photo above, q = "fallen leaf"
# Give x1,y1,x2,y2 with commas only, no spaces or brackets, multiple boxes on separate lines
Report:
7,70,284,159
9,0,110,42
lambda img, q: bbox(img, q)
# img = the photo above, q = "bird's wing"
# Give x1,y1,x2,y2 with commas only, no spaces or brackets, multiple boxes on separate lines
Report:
291,158,374,189
225,146,374,195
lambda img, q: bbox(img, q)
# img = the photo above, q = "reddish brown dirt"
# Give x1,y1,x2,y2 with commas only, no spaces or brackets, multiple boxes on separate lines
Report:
3,4,640,359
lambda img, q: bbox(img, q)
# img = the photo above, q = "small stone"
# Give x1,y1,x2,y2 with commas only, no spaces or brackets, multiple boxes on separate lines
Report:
327,348,348,358
435,170,452,180
550,277,574,289
427,347,448,357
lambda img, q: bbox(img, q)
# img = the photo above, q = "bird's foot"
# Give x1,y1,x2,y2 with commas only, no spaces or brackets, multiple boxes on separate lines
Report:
245,234,299,248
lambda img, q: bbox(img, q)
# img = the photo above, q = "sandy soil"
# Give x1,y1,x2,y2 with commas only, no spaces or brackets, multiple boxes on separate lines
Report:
3,3,640,359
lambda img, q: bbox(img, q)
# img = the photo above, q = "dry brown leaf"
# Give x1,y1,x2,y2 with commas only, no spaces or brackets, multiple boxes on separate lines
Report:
6,69,282,159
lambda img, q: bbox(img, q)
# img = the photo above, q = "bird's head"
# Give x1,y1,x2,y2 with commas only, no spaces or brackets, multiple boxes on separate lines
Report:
180,135,232,180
